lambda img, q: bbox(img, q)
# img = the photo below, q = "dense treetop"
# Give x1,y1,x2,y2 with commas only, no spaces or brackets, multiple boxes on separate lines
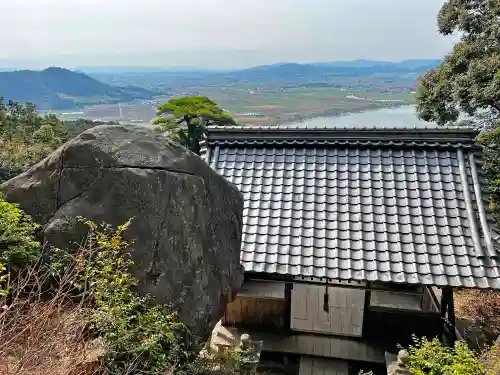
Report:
154,96,235,154
416,0,500,128
0,97,115,182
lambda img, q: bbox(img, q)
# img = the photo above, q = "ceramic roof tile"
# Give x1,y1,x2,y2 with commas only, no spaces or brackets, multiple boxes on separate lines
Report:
205,127,500,289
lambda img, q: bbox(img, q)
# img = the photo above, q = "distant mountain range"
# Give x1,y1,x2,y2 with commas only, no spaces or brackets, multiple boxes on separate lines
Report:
0,59,442,110
310,59,442,69
85,58,442,90
74,66,229,74
231,59,442,81
0,67,154,110
71,59,441,74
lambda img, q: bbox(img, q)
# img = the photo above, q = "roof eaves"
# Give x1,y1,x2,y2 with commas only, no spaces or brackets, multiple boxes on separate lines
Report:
206,126,479,148
468,151,498,257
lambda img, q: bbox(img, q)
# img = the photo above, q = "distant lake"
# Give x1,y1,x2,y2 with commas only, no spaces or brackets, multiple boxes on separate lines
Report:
284,105,438,128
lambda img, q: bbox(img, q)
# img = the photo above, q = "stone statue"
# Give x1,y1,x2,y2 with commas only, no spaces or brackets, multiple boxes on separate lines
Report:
239,333,252,352
237,333,262,374
387,350,411,375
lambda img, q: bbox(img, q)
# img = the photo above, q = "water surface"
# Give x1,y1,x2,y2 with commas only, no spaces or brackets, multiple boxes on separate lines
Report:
283,105,438,128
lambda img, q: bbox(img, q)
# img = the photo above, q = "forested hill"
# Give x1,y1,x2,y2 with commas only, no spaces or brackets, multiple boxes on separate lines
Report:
227,59,442,82
0,67,154,110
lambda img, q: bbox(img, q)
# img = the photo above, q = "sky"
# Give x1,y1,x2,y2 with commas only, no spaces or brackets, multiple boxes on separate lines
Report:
0,0,459,69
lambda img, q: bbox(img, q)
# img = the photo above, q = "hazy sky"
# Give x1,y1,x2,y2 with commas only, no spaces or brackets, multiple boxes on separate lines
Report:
0,0,458,69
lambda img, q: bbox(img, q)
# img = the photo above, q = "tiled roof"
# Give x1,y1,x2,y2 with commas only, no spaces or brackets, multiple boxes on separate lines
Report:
203,127,500,289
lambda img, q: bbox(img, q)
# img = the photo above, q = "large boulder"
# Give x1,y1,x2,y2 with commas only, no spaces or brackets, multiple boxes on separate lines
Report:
1,124,244,341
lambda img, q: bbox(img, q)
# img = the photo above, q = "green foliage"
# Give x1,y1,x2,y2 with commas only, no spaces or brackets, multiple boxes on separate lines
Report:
482,345,500,375
155,96,236,154
0,193,40,269
360,337,500,375
404,337,486,375
0,197,242,373
212,350,251,374
0,137,56,182
0,263,7,296
0,98,102,183
159,96,233,119
0,98,65,144
52,218,192,373
63,118,118,137
415,0,500,127
0,98,63,182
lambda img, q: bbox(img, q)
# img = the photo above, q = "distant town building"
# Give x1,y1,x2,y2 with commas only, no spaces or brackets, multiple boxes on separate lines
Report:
240,112,265,117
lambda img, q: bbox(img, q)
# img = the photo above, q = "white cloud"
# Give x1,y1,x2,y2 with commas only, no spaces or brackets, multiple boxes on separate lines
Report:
0,0,458,68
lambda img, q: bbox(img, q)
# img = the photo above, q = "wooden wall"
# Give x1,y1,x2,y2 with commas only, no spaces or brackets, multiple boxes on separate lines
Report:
421,286,441,313
364,308,443,352
291,284,365,337
221,296,286,329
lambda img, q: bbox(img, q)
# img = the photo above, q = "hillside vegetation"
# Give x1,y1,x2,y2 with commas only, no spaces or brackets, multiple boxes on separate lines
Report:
0,67,154,110
0,98,115,182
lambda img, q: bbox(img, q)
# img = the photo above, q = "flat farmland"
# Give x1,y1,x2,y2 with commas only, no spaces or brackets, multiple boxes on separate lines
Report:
49,88,413,126
83,103,157,123
200,87,414,125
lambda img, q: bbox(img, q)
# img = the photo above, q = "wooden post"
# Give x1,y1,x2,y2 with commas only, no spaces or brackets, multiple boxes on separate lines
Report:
284,282,293,333
440,287,456,344
440,287,448,318
361,282,371,338
439,287,448,341
446,288,456,343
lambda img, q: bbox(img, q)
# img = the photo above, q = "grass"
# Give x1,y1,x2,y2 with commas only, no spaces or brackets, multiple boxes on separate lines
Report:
0,255,99,375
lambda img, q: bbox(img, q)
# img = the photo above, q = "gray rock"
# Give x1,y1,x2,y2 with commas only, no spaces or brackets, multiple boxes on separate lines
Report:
387,350,411,375
1,125,244,342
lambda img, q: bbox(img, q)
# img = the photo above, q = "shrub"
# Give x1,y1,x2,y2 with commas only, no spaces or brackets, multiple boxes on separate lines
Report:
51,218,194,374
0,209,241,374
0,263,7,296
483,344,500,375
0,137,56,183
360,336,500,375
0,217,194,374
404,336,486,375
0,193,40,269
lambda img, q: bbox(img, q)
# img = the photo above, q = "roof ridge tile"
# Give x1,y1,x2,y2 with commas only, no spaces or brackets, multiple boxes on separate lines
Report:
206,126,479,149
